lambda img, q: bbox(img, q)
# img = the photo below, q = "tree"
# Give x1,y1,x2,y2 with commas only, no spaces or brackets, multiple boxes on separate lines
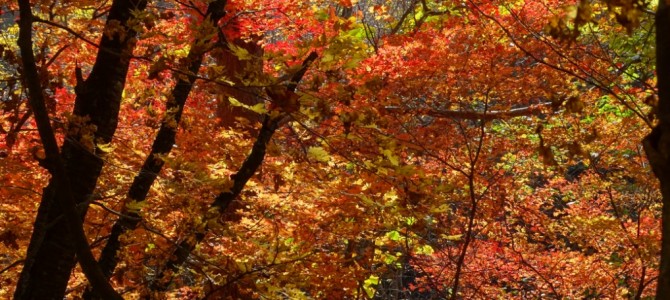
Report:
0,0,662,299
14,0,147,298
643,0,670,297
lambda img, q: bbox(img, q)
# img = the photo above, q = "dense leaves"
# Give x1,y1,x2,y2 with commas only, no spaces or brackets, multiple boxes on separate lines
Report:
0,0,663,299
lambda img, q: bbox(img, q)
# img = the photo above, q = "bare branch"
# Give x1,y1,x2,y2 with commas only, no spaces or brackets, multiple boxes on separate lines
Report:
386,101,555,121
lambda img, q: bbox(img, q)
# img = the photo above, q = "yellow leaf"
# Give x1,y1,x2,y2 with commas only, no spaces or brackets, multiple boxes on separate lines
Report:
228,96,244,107
228,97,267,114
322,53,334,63
125,200,145,214
415,244,434,255
443,234,463,241
228,43,251,60
249,103,267,114
307,146,330,162
363,275,379,298
431,204,450,213
235,260,248,272
382,149,399,166
96,142,116,153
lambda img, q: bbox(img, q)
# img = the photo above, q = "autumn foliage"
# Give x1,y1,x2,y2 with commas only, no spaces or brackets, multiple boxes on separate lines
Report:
0,0,665,299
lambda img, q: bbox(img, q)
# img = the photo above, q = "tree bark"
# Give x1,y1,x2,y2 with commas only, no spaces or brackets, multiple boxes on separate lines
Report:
150,52,318,291
84,3,227,298
16,1,123,298
14,1,147,299
643,1,670,299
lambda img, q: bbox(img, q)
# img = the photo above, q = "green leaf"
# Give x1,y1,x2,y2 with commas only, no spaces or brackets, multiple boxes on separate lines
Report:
405,216,417,226
363,275,379,298
383,253,398,264
386,230,402,241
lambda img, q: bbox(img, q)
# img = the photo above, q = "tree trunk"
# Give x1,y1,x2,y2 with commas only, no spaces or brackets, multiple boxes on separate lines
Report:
14,1,147,299
150,114,282,291
150,52,318,291
85,3,227,298
643,1,670,299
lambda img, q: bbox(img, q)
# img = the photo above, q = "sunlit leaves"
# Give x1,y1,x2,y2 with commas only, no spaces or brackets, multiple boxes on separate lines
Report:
228,96,267,114
0,0,661,298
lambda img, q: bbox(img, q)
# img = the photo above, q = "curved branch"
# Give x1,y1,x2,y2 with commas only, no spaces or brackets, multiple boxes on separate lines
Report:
33,17,100,49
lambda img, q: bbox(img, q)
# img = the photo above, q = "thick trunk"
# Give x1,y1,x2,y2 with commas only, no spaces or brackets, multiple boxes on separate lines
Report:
643,1,670,299
14,146,104,300
14,1,147,299
86,3,227,298
151,52,318,291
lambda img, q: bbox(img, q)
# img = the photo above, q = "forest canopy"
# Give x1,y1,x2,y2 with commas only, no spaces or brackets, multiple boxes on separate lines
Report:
0,0,667,299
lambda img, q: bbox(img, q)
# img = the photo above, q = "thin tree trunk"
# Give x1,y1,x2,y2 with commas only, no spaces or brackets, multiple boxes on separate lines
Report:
643,1,670,299
83,3,227,298
14,1,147,299
150,52,318,291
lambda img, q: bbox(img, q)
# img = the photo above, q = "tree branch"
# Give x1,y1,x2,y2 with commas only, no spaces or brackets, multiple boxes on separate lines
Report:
33,16,100,49
386,101,555,121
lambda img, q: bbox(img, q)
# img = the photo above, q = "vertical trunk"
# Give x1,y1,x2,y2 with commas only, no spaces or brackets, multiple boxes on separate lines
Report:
16,0,123,297
643,1,670,299
14,1,147,299
86,3,227,297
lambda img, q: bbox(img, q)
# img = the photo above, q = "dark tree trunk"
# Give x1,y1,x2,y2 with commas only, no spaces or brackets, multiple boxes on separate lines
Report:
150,52,318,291
14,1,147,299
643,1,670,299
151,115,281,291
83,3,227,299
